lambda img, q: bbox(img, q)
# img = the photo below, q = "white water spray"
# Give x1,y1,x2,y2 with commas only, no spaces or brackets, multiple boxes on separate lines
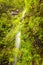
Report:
15,32,21,49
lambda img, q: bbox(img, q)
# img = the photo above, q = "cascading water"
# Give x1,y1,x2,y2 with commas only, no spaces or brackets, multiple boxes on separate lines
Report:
13,9,26,65
15,32,21,49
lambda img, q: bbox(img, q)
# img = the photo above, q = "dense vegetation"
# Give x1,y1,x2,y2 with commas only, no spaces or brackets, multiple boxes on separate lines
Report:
0,0,43,65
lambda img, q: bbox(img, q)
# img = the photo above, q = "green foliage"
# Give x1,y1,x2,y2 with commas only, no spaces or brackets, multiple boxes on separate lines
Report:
0,0,43,65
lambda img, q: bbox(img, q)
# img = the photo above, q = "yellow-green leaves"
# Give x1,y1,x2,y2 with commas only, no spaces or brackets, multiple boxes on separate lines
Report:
0,0,43,65
29,16,41,34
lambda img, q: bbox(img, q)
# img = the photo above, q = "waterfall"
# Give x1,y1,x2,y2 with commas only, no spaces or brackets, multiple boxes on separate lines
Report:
13,9,26,65
13,32,21,65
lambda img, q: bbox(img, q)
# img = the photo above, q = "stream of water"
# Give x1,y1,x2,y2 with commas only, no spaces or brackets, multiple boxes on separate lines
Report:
13,9,26,65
